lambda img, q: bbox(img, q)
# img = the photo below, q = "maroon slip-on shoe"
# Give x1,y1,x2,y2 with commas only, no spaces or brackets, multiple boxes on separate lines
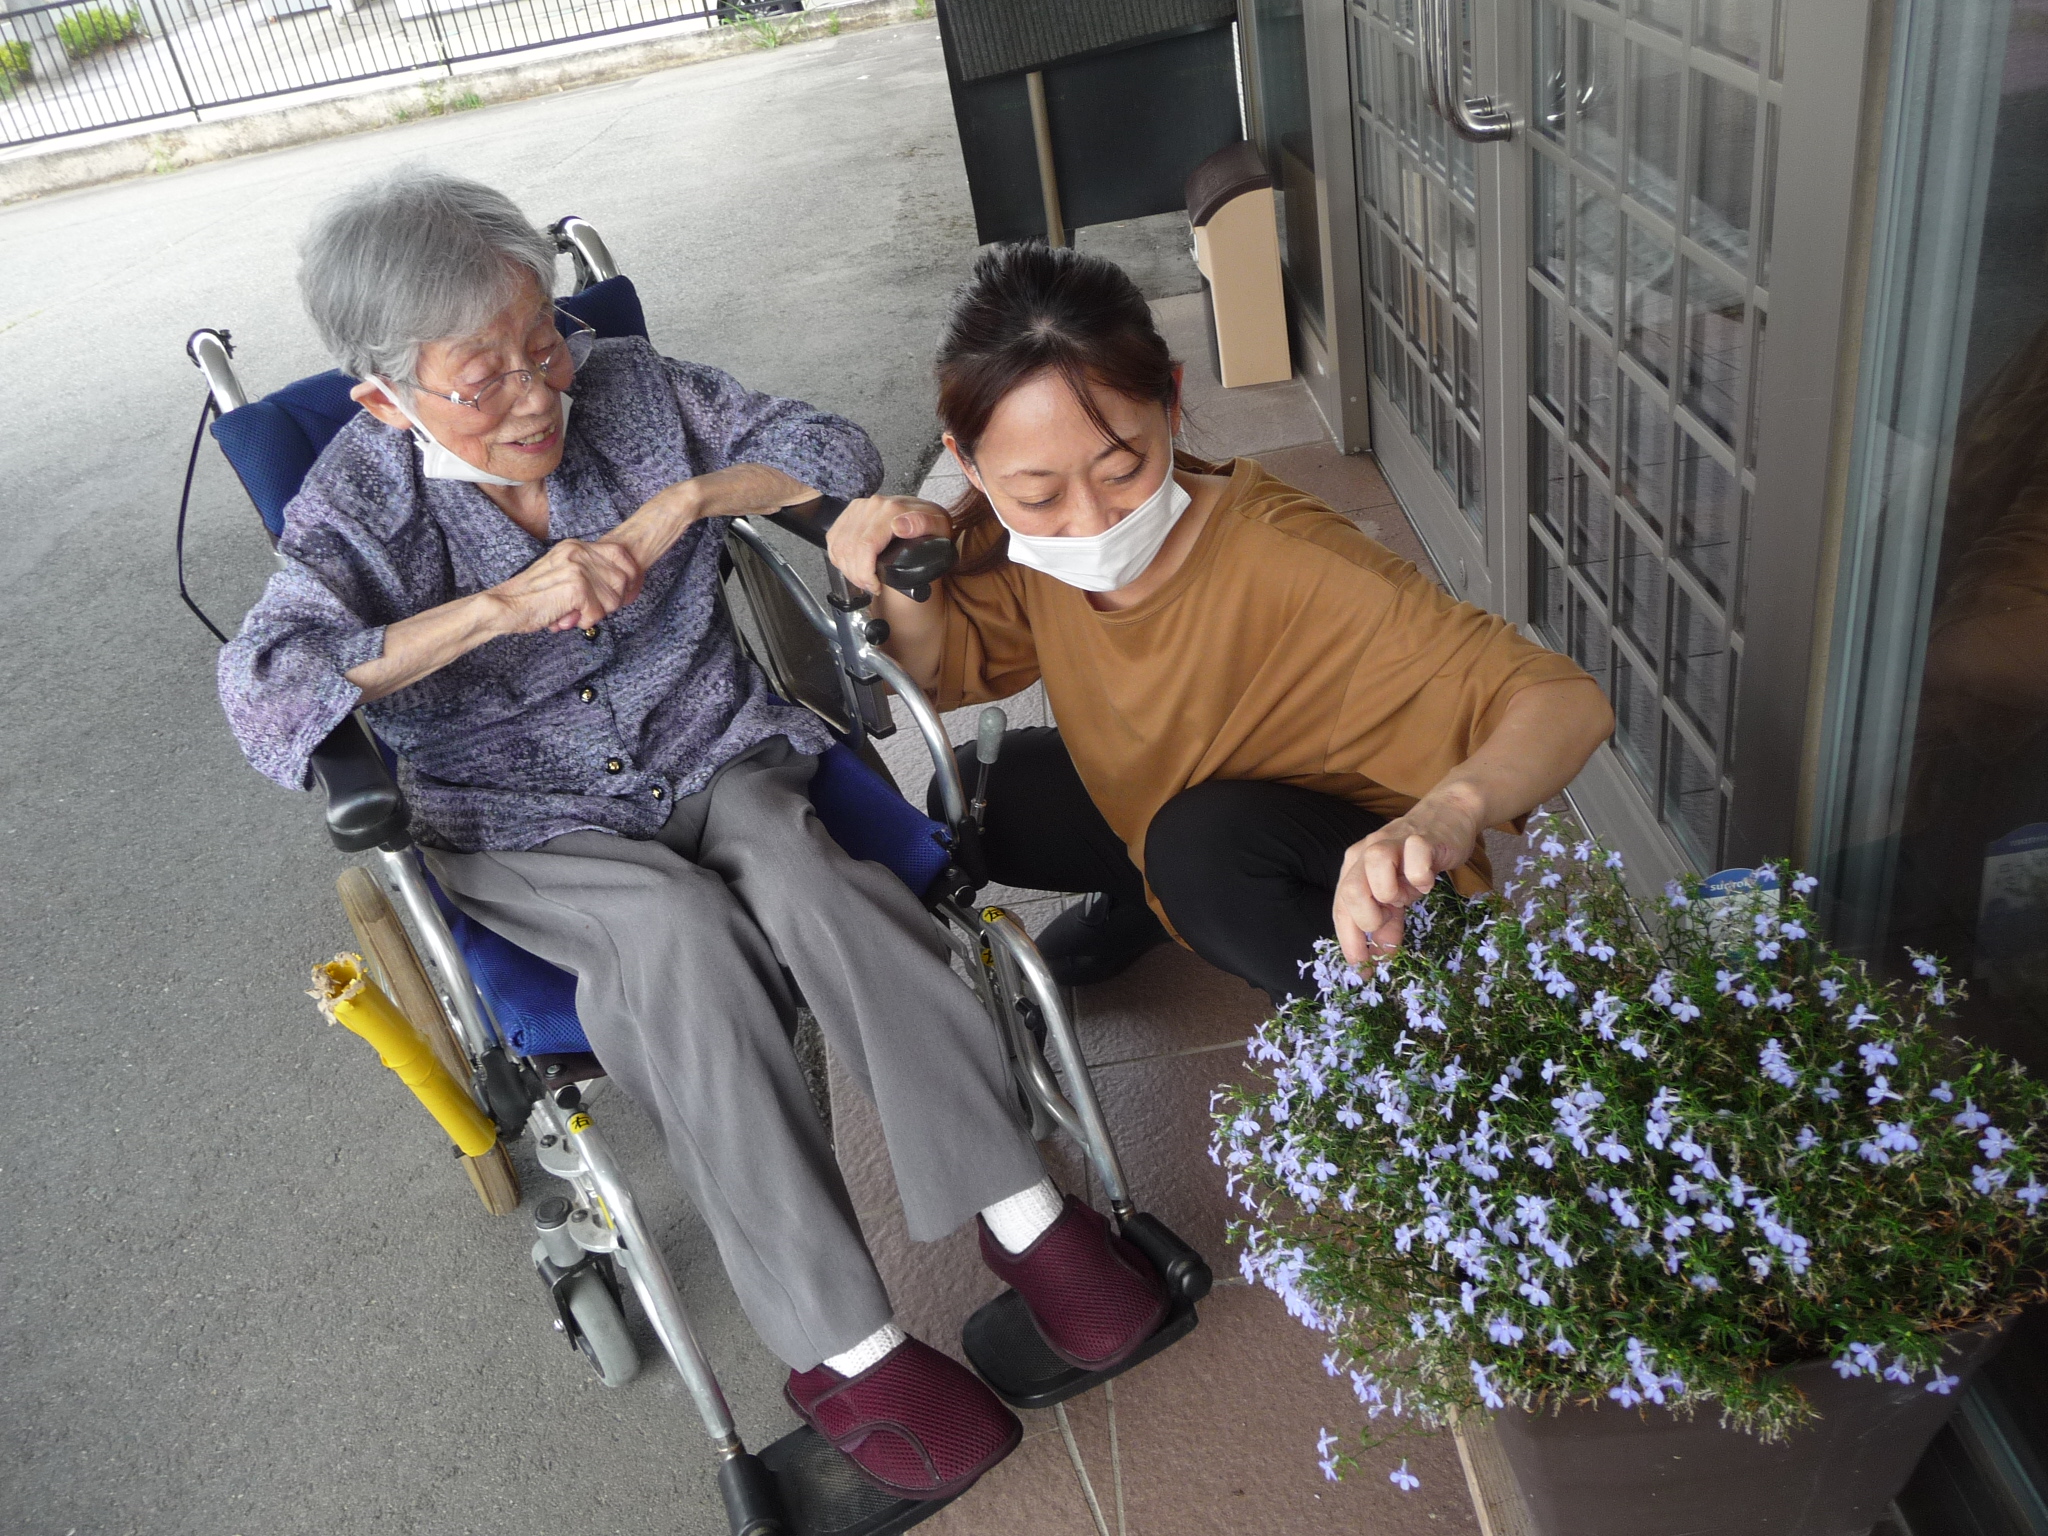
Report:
977,1195,1168,1372
784,1337,1022,1502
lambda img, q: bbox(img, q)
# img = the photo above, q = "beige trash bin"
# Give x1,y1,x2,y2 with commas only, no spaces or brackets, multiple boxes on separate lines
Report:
1186,141,1291,389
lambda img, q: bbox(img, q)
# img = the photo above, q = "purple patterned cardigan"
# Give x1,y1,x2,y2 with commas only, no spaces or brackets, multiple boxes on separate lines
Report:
217,336,881,851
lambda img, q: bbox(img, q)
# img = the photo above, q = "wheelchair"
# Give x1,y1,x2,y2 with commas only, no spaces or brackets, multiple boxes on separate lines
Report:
182,217,1211,1536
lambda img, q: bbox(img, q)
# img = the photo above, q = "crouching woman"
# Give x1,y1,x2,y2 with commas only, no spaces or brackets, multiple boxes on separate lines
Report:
828,243,1614,1001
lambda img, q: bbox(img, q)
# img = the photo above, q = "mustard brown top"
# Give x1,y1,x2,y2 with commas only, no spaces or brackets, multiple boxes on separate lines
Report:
935,454,1592,907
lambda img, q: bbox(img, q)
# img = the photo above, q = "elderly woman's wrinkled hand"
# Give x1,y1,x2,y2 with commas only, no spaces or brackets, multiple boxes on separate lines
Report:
488,538,645,635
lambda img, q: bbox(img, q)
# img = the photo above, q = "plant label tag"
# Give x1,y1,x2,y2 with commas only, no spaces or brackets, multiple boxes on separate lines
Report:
1694,867,1782,951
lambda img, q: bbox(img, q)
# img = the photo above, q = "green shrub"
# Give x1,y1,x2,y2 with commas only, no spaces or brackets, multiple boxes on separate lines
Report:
1214,815,2048,1487
56,6,141,61
0,39,32,86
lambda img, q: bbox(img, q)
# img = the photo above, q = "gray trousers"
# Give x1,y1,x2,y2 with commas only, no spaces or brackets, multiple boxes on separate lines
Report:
427,742,1044,1370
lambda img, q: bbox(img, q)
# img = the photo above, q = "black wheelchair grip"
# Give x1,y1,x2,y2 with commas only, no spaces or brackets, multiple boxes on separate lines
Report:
766,497,956,599
307,716,411,853
765,494,847,549
878,533,957,598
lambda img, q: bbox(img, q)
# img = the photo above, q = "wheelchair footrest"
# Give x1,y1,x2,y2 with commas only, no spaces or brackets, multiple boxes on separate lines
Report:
961,1288,1200,1410
756,1424,964,1536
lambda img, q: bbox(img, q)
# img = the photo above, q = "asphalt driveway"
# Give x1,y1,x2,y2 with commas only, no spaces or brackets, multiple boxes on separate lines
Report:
2,22,987,1535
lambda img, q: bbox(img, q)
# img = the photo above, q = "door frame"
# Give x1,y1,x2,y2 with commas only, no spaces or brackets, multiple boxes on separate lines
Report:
1725,0,1881,870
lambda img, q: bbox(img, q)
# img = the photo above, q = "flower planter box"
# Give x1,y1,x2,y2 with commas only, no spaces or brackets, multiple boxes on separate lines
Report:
1489,1322,2011,1536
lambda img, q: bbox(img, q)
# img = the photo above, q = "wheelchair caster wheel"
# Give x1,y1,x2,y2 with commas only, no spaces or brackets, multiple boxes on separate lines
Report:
565,1272,639,1387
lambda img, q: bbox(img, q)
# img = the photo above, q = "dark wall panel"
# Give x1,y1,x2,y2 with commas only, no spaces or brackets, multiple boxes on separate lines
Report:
943,25,1244,246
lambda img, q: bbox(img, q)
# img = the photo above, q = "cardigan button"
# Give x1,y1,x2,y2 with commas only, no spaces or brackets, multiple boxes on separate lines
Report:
604,757,624,774
582,625,600,640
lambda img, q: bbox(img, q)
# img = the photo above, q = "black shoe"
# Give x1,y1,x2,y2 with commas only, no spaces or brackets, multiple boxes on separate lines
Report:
1035,894,1170,987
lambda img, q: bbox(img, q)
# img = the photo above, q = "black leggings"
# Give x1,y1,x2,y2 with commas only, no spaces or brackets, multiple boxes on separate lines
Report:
936,727,1382,1003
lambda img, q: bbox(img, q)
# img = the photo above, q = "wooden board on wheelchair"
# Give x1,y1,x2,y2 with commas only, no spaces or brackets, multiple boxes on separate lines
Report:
337,866,520,1215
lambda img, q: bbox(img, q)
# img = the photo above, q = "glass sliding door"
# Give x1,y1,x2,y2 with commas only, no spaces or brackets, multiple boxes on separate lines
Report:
1339,0,1860,889
1350,0,1497,605
1514,0,1786,882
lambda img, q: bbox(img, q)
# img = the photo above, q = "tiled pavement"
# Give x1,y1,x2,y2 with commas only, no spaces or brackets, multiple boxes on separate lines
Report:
844,291,1488,1536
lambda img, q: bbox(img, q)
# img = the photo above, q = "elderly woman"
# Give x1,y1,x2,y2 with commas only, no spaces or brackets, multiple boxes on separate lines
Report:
218,170,1167,1503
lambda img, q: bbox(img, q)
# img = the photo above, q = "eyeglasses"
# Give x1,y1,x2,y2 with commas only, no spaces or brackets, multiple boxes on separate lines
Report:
404,317,597,418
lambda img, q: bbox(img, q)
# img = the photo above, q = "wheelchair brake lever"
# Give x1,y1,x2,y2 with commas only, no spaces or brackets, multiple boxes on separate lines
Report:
971,705,1006,831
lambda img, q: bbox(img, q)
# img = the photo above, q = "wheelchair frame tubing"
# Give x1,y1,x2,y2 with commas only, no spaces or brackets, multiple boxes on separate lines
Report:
532,1094,746,1456
372,847,501,1067
974,906,1134,1215
366,853,749,1452
729,514,1144,1214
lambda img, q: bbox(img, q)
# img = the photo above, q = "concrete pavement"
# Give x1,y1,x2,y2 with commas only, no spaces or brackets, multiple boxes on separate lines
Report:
0,21,1194,1534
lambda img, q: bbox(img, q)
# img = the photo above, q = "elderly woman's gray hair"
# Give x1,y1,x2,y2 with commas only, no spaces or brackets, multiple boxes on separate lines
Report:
300,167,557,387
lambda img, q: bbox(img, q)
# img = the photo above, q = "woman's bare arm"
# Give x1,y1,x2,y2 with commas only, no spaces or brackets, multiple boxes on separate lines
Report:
1333,677,1616,961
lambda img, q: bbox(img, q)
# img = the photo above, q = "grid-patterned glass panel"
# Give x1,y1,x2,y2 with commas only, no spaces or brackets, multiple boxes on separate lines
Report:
1520,0,1781,870
1353,0,1488,539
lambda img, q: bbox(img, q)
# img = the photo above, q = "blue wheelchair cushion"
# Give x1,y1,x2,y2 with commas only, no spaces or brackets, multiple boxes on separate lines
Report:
445,740,953,1058
212,276,650,538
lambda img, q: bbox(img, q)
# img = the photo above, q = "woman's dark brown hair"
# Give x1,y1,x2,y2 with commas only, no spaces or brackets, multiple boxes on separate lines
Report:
935,242,1181,572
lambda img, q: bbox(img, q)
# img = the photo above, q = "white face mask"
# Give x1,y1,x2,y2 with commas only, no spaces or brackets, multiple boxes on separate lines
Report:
988,463,1192,592
373,379,570,489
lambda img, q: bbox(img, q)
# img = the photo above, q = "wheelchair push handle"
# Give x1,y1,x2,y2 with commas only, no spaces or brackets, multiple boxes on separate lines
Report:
766,495,958,602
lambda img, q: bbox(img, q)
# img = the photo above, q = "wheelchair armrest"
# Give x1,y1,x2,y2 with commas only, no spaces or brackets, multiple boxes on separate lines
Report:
769,496,957,598
308,715,411,852
766,493,845,548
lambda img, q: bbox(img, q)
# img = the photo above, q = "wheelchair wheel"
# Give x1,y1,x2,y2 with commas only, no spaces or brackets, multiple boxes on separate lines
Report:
567,1272,639,1387
337,867,521,1216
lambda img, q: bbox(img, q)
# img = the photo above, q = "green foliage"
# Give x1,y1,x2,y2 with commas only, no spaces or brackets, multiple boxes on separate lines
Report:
736,11,800,47
1214,814,2048,1484
413,83,484,118
825,10,840,35
0,38,32,87
56,5,141,60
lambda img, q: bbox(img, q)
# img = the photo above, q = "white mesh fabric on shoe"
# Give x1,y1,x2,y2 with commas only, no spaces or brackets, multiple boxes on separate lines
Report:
981,1177,1064,1255
823,1321,907,1378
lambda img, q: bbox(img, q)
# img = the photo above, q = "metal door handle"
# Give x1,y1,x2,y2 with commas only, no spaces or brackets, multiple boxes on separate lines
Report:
1423,0,1514,142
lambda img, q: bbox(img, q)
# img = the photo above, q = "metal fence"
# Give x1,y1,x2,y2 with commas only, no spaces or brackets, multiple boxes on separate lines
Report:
0,0,795,146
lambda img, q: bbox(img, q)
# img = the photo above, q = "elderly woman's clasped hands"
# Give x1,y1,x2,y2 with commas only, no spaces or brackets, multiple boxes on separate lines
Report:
493,534,642,635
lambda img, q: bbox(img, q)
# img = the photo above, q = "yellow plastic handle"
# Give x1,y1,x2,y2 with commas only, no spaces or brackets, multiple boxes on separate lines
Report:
311,954,498,1157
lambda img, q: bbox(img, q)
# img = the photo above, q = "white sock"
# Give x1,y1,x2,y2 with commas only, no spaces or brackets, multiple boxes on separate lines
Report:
823,1321,906,1377
981,1177,1065,1255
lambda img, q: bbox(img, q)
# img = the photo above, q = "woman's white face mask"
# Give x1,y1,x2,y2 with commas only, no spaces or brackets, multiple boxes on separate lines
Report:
988,463,1191,592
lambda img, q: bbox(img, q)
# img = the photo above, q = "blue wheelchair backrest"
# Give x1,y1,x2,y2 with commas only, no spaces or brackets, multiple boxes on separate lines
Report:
212,276,651,537
206,273,954,1058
